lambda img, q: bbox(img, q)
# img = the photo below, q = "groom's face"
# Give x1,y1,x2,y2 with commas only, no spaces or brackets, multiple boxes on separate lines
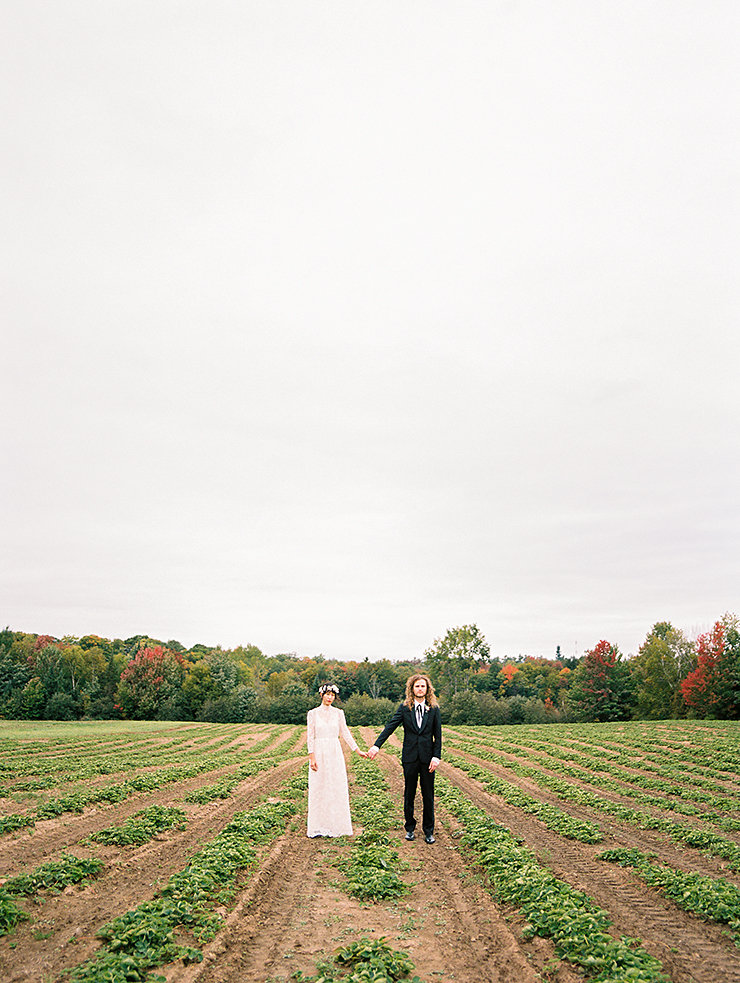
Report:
413,679,428,699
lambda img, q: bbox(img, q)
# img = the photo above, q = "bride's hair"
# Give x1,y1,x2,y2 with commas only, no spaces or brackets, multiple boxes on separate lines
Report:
403,674,439,709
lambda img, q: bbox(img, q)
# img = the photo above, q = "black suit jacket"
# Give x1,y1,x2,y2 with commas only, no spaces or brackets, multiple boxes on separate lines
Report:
373,703,442,765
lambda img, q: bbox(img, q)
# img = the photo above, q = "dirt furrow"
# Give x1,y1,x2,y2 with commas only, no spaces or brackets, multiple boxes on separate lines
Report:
448,742,740,884
162,747,548,983
0,752,302,876
441,758,740,983
0,758,303,983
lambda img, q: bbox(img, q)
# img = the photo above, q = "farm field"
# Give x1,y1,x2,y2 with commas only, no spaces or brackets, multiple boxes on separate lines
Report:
1,719,739,983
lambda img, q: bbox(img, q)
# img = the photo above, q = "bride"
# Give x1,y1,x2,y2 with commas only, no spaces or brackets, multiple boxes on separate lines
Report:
306,683,367,837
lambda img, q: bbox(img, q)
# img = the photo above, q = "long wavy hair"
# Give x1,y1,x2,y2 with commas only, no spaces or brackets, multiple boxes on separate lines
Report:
403,673,439,709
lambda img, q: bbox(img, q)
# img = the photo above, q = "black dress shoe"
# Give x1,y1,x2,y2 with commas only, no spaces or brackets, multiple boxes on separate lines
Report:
424,834,435,844
405,831,415,840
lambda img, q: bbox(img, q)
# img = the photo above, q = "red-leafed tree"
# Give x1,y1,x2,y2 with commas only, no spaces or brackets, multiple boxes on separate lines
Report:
565,639,635,722
115,646,186,719
680,616,740,719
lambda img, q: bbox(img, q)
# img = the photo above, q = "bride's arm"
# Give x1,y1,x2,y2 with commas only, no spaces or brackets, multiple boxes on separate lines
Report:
338,709,367,756
307,709,318,770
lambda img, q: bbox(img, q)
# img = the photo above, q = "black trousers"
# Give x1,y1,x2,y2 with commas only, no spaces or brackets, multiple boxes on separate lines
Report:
402,759,435,835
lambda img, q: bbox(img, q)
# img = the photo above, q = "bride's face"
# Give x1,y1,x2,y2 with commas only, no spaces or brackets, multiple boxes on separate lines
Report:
321,690,336,705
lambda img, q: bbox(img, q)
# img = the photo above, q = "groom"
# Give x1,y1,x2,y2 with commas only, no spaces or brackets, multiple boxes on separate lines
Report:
367,673,441,843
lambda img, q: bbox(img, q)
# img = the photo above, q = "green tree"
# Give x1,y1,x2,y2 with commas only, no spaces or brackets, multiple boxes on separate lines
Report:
356,659,401,699
342,694,396,726
0,629,32,716
20,676,46,719
632,622,695,719
181,660,215,715
269,681,311,724
424,624,490,698
265,669,298,699
206,651,240,698
233,685,260,722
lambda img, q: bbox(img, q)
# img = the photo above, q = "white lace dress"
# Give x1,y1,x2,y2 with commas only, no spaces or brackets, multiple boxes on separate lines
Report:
306,705,358,837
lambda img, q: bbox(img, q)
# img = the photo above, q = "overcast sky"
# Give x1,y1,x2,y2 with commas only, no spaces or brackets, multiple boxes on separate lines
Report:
2,1,738,663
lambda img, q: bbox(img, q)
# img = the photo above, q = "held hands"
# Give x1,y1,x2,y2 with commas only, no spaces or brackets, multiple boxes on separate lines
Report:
367,746,380,760
356,749,369,758
308,753,318,771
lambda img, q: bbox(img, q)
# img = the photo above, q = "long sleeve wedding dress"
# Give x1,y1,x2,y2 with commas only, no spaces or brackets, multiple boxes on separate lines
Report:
306,704,357,837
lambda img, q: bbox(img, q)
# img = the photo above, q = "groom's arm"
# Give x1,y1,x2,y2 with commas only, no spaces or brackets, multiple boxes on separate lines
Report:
429,707,442,770
368,703,404,757
432,707,442,757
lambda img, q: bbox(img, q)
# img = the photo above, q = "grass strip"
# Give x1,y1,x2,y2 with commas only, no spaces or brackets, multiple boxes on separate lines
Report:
438,777,670,983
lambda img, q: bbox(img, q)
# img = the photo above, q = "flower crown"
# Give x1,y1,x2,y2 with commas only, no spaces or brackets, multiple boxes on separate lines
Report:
318,683,339,695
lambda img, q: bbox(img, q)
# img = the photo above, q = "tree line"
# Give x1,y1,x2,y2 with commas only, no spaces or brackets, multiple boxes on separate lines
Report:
0,615,738,725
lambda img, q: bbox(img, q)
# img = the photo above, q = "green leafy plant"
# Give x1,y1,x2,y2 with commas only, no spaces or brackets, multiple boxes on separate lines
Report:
3,854,104,896
63,769,308,982
293,937,422,983
598,847,740,942
0,889,30,936
90,805,187,846
438,777,670,982
332,758,409,903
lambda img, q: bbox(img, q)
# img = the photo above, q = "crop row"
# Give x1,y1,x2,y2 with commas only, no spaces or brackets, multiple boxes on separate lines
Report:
445,752,603,842
450,729,740,812
0,853,104,936
483,734,740,832
0,725,291,794
64,766,309,982
554,733,740,785
452,722,740,786
437,776,671,982
0,740,297,837
0,728,241,782
293,936,423,983
538,734,738,805
513,723,740,779
337,755,409,903
598,847,740,944
90,805,188,846
555,724,740,774
450,746,740,871
182,750,295,805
